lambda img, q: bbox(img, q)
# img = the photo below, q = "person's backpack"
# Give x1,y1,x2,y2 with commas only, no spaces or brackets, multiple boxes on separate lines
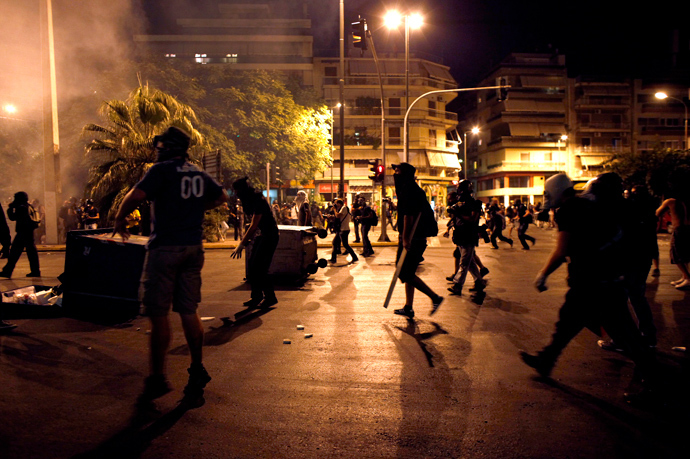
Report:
28,204,41,230
366,208,379,227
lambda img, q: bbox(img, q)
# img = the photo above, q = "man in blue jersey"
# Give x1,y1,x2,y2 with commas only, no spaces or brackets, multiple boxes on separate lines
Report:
114,126,226,407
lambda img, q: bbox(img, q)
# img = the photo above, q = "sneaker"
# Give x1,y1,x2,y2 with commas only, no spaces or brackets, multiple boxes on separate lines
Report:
519,351,554,377
469,281,487,292
651,268,660,277
183,364,212,397
243,298,263,308
260,297,278,308
675,279,690,290
430,295,444,315
446,275,456,282
138,375,173,403
447,285,463,295
394,306,414,319
597,339,624,353
0,320,17,332
479,267,490,277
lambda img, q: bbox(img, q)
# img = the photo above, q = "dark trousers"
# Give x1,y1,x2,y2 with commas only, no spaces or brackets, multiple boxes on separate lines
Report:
248,234,278,301
518,222,535,249
361,224,373,255
332,230,357,261
2,231,40,275
626,260,657,344
540,283,656,381
490,227,512,248
353,221,361,242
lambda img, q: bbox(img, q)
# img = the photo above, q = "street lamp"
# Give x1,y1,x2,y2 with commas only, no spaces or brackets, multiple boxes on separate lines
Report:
655,91,688,150
462,127,480,180
3,104,17,114
384,10,423,162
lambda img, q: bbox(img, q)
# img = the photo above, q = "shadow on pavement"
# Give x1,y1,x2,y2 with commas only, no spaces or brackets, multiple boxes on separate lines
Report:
71,402,195,459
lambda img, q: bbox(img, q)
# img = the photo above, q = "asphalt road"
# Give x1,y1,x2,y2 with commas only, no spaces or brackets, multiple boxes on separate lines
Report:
1,226,688,459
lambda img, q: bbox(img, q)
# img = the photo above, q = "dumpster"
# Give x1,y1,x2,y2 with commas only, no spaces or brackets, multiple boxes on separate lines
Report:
60,229,147,321
246,225,327,279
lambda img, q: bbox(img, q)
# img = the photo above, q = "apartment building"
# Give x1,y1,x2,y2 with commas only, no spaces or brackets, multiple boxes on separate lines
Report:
461,53,569,206
460,52,689,205
133,2,314,85
312,55,460,206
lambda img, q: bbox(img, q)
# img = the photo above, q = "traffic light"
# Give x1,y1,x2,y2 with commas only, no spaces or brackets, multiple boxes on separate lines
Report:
496,77,508,102
375,163,385,182
270,164,281,183
368,159,379,181
352,18,368,50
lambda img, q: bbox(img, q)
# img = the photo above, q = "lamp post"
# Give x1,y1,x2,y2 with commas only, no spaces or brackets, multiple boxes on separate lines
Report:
655,91,688,150
558,134,568,175
384,11,422,162
463,127,480,180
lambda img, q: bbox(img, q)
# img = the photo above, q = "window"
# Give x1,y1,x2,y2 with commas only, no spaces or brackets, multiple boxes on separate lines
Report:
521,153,530,162
389,98,401,116
389,127,401,145
495,177,504,189
544,152,552,161
509,176,530,188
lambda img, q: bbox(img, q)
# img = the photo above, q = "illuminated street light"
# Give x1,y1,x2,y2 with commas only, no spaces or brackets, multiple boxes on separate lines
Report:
384,10,423,161
655,91,688,150
3,104,17,114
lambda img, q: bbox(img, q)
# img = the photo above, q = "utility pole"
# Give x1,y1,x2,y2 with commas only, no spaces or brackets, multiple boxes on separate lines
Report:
40,0,60,244
338,0,345,200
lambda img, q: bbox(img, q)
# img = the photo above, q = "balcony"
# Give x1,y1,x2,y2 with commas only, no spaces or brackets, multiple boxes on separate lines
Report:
336,107,458,123
323,76,456,91
574,97,631,107
575,122,631,131
486,161,566,173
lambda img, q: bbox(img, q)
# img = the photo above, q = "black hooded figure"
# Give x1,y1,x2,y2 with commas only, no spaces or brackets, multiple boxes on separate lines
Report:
1,191,41,278
231,177,280,308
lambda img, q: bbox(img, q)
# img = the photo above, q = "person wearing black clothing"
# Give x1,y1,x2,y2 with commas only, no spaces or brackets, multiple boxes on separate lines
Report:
0,192,40,278
390,163,443,318
447,180,485,295
515,199,535,249
521,173,657,404
330,199,358,263
487,199,513,249
352,194,362,243
231,177,280,308
358,198,376,257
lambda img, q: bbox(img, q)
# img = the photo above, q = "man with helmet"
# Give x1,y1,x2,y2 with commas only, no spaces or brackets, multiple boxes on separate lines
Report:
114,126,227,408
521,173,657,403
0,191,41,278
82,199,100,230
446,179,485,295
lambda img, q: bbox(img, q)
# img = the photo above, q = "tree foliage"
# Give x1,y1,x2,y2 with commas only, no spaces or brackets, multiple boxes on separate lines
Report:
82,82,202,220
604,147,690,198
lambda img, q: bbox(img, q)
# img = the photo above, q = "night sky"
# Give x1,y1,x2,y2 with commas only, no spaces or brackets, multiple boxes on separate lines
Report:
142,0,687,86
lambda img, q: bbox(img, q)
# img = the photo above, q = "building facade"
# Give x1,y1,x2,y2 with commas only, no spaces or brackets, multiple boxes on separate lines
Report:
312,55,460,207
460,53,689,205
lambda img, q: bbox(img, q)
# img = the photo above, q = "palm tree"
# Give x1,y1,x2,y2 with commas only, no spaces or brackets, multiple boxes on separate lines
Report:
82,83,202,222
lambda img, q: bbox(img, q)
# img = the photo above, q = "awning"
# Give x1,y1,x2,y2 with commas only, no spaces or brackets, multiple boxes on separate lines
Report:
422,62,454,82
578,155,611,167
427,152,461,168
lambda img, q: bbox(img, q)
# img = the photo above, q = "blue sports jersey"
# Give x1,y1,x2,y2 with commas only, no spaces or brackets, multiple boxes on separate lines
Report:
136,159,224,248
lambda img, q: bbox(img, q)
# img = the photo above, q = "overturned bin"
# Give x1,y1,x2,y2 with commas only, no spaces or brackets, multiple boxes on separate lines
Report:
246,225,327,280
60,229,146,322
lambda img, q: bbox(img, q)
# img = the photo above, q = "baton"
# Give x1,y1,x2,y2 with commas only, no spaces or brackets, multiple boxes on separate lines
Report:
383,212,422,309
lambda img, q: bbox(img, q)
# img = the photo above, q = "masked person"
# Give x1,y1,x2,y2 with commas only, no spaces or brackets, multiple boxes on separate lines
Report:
390,163,444,318
447,180,485,295
521,173,658,404
0,192,41,278
114,127,226,408
231,177,279,308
